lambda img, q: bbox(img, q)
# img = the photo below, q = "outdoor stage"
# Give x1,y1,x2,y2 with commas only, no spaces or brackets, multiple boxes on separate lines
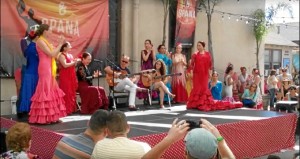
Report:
0,105,298,159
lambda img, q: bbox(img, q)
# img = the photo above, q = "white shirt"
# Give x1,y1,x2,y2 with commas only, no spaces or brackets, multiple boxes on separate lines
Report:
91,137,151,159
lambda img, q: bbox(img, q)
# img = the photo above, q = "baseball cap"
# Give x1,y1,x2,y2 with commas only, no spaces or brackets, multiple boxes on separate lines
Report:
184,128,218,159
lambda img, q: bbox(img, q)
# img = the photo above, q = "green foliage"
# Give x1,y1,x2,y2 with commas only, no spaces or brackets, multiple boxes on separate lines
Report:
252,9,267,44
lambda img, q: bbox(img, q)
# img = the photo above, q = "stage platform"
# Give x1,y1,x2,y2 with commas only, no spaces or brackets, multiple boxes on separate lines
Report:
1,105,298,159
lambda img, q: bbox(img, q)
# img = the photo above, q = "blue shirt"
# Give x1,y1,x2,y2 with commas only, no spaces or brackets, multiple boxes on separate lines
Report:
209,81,223,100
242,89,258,102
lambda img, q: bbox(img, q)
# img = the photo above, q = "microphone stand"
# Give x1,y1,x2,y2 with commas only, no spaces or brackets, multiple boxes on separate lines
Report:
106,58,120,110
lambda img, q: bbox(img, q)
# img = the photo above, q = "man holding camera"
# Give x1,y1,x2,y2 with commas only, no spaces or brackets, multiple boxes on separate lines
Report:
142,118,235,159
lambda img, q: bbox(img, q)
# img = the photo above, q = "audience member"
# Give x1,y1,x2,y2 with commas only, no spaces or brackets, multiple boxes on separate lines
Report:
1,122,39,159
285,85,299,101
91,110,151,159
238,67,248,94
223,64,235,102
267,155,281,159
184,119,235,159
242,83,258,108
276,67,293,100
53,110,109,159
281,78,291,100
267,69,278,110
142,118,235,159
294,152,299,159
232,72,240,102
141,118,189,159
209,71,222,100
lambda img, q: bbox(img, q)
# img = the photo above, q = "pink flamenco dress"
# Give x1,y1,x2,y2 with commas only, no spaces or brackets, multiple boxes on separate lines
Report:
187,52,216,111
58,53,78,115
171,54,188,103
29,36,67,124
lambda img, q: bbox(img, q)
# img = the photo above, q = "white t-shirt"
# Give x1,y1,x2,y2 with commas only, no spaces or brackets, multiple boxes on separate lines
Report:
91,137,151,159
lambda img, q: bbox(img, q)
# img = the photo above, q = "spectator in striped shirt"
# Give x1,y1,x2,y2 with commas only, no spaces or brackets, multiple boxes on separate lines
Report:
52,109,109,159
91,110,151,159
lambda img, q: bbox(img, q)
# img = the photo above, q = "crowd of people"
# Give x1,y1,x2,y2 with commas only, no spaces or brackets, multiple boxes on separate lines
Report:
2,111,237,159
14,23,299,125
5,22,299,159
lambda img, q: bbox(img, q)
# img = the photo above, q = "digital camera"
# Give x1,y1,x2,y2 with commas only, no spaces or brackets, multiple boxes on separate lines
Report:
186,120,202,131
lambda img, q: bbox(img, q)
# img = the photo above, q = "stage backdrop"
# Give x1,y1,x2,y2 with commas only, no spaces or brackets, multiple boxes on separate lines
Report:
175,0,197,48
0,0,109,76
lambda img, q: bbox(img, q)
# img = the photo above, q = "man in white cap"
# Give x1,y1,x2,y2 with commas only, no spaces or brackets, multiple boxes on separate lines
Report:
141,118,235,159
185,119,235,159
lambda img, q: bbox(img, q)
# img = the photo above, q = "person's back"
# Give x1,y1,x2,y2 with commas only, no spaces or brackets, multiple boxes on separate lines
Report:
52,133,94,159
92,137,150,159
91,110,151,159
53,110,109,159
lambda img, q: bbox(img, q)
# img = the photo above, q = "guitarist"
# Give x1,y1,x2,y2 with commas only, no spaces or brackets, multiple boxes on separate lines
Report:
104,55,148,111
143,59,175,109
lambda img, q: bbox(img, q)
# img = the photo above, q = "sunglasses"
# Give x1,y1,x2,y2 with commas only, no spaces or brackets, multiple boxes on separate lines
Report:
251,86,257,88
122,60,129,64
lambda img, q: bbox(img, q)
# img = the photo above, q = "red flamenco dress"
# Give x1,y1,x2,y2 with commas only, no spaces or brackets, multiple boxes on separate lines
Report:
29,36,67,124
58,53,78,115
187,51,216,111
76,63,109,114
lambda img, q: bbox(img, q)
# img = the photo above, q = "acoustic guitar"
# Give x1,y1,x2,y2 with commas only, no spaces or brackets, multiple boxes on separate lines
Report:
142,72,182,87
106,69,155,86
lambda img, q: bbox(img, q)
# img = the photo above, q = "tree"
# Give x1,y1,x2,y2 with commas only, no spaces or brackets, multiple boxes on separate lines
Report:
252,2,293,70
252,2,293,94
252,9,267,70
197,0,222,68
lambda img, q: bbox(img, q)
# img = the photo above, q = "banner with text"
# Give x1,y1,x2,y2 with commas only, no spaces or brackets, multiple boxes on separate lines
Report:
0,0,109,76
175,0,197,48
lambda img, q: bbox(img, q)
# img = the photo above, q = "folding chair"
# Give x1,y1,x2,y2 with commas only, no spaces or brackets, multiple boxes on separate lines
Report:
109,86,129,110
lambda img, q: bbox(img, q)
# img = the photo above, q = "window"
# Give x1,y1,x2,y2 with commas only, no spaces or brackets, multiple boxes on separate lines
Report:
264,49,282,75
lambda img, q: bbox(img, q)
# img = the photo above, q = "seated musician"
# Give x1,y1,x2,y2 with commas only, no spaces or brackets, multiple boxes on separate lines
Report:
76,52,109,114
104,55,148,111
143,59,175,109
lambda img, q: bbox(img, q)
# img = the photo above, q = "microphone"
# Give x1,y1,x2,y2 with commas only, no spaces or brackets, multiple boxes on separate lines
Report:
94,59,103,63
